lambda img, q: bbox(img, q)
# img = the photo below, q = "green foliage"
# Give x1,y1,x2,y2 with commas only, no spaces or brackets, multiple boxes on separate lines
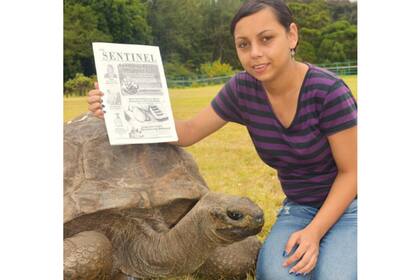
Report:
295,40,317,62
198,0,243,69
148,0,207,68
164,62,194,80
289,0,332,29
326,0,357,24
64,0,152,81
64,73,94,97
287,0,357,64
87,0,152,44
200,60,234,78
318,39,346,63
147,0,242,71
64,0,357,93
64,3,112,81
318,20,357,62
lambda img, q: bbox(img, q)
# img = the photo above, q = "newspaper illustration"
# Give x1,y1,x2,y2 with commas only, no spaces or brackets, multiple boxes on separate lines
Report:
92,42,178,145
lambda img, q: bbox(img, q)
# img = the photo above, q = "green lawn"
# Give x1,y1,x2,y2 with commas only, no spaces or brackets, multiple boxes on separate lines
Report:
63,75,357,280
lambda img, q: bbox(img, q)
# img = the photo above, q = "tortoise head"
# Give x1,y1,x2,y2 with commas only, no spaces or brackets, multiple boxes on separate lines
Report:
196,192,264,243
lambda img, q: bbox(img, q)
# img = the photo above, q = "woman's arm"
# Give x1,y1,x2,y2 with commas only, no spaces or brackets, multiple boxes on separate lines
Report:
173,105,227,147
87,83,227,147
304,126,357,237
283,126,357,275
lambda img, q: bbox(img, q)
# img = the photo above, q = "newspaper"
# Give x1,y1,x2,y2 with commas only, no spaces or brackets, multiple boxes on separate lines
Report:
92,42,178,145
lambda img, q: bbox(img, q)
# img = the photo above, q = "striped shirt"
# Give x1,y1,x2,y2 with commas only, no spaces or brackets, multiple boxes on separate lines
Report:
211,64,357,208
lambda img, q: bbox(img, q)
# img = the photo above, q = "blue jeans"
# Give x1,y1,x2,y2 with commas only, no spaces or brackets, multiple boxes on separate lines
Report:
256,199,357,280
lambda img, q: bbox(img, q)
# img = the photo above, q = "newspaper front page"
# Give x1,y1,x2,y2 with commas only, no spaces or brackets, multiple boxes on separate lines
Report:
92,42,178,145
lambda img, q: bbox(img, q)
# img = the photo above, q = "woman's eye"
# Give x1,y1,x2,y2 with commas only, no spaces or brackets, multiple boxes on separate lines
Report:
237,41,248,49
262,36,272,43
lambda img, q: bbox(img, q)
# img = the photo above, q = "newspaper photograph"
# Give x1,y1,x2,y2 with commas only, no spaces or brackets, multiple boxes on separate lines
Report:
92,42,178,145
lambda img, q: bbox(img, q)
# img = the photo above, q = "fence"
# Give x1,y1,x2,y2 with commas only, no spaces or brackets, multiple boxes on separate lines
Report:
167,75,232,88
317,60,357,76
166,60,357,88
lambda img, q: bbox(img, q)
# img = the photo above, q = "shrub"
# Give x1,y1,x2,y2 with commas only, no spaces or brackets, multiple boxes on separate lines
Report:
199,59,234,78
163,62,194,80
64,73,94,97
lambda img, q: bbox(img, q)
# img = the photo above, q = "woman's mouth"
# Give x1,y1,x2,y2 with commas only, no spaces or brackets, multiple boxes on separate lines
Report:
252,63,269,74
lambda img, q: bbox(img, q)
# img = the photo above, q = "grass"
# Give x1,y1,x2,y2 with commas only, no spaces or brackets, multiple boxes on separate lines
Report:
64,75,357,280
344,75,357,99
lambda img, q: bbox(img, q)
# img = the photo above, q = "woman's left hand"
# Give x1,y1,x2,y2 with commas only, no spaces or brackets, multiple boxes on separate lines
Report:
282,227,322,275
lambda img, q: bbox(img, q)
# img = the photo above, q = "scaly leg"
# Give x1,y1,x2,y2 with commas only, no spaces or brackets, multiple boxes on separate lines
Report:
196,236,261,279
64,231,113,280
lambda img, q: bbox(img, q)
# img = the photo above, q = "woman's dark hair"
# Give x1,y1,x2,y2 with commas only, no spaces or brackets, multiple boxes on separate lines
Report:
230,0,296,37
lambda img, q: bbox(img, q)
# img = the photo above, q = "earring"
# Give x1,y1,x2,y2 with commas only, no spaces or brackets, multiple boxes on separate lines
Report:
290,48,296,59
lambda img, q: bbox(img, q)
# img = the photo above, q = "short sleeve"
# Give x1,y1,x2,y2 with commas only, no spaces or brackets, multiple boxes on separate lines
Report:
319,79,357,135
211,75,246,125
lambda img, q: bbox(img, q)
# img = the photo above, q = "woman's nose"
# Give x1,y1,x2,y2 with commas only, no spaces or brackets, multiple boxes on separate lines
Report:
250,44,263,58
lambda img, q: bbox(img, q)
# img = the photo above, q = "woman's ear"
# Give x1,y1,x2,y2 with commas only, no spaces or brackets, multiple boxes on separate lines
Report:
288,22,299,50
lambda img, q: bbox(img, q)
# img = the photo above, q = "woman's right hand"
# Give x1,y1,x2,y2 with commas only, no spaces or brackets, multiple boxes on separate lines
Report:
87,82,105,119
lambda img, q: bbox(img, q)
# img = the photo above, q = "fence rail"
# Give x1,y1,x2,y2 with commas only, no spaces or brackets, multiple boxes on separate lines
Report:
167,61,357,88
167,75,232,88
317,61,357,76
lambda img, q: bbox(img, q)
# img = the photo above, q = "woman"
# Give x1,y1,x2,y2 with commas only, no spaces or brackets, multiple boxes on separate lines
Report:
87,1,357,279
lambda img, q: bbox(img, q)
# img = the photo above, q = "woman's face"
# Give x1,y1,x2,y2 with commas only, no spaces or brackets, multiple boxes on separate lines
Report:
234,7,298,83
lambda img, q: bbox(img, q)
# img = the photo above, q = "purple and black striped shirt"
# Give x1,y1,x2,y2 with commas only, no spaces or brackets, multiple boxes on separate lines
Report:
211,64,357,208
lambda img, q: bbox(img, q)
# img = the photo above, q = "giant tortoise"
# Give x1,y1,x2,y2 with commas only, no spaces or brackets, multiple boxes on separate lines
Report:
64,113,264,279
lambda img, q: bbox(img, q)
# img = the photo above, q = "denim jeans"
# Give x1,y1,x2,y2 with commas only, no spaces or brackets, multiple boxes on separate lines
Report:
256,199,357,280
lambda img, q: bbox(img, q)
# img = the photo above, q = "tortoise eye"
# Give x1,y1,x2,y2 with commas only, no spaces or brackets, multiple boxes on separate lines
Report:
227,210,243,221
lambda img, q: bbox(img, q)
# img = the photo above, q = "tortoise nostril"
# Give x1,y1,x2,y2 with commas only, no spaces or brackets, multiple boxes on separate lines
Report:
227,210,244,221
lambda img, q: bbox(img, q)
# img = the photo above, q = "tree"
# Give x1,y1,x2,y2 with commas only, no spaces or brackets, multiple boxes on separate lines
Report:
148,0,206,68
297,27,321,62
295,40,317,62
287,0,357,63
64,3,112,81
63,0,358,85
326,0,357,25
288,0,332,30
64,0,152,81
319,20,357,62
147,0,243,72
199,0,243,69
87,0,152,44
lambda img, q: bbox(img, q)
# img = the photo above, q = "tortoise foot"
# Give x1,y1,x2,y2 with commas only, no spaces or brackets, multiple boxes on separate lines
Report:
64,231,113,280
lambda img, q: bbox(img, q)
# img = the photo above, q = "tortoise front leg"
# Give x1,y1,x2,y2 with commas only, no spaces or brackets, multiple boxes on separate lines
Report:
196,236,261,279
64,231,113,280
